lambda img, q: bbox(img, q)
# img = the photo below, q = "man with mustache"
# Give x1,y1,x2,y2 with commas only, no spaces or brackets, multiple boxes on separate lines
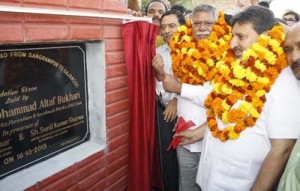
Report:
197,6,300,190
152,9,186,191
146,0,168,26
145,0,168,47
278,22,300,191
153,4,218,191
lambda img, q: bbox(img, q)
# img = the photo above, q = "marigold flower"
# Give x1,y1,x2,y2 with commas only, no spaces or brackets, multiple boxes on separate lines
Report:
222,100,231,111
219,38,226,46
257,77,270,84
274,46,283,55
269,39,280,49
222,111,229,124
240,101,252,113
187,48,197,57
250,108,260,118
198,67,204,75
265,51,276,65
220,64,230,75
252,97,262,108
228,126,240,139
178,25,187,33
254,60,266,72
222,84,233,94
255,90,266,97
251,43,264,53
182,35,192,42
206,58,214,67
172,14,287,142
245,68,257,82
181,47,187,54
233,65,246,79
229,79,245,87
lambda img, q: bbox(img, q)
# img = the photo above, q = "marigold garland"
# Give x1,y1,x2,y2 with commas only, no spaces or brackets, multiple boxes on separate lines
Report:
204,24,288,142
170,12,232,85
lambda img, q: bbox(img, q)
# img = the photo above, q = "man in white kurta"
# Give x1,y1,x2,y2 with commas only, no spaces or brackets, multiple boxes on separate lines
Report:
198,67,300,190
197,7,300,191
153,10,187,191
277,22,300,191
171,5,218,191
153,4,219,191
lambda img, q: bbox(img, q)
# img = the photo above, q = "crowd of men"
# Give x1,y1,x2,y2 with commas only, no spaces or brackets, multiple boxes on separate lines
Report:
129,0,300,190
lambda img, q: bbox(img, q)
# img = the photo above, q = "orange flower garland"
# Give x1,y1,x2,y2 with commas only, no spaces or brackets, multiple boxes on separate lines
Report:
204,25,288,142
170,12,231,85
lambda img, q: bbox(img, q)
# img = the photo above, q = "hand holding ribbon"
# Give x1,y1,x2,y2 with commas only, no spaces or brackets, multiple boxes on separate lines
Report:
167,117,195,151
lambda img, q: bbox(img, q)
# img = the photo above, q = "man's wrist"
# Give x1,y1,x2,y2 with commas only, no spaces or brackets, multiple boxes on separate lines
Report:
155,71,166,82
176,82,182,94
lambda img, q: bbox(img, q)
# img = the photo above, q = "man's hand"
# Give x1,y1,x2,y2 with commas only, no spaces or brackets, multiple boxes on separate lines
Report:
152,54,165,81
127,9,142,17
163,74,182,94
163,98,177,122
176,123,207,145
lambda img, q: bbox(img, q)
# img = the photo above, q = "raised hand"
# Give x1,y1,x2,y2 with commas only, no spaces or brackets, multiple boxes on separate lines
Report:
162,74,182,94
152,54,165,81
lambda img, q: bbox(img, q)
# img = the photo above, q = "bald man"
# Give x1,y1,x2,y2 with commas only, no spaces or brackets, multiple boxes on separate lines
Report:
160,0,171,10
277,22,300,191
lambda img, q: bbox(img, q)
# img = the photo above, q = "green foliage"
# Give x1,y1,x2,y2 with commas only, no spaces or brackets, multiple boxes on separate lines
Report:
141,0,150,14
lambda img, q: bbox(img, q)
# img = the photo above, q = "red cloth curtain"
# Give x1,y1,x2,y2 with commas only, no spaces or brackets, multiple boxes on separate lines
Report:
122,21,162,190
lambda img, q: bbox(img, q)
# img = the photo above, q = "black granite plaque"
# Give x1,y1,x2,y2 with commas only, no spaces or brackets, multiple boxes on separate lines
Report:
0,43,89,178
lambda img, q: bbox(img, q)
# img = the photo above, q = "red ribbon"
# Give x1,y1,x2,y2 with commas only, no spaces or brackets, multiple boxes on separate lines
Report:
167,117,195,151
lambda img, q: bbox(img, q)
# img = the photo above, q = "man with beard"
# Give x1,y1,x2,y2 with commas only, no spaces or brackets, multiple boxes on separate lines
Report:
153,4,218,191
152,10,185,191
197,6,300,190
278,22,300,191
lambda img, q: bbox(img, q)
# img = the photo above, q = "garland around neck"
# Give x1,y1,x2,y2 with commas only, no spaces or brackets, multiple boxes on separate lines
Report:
170,12,232,85
170,11,287,142
205,24,287,142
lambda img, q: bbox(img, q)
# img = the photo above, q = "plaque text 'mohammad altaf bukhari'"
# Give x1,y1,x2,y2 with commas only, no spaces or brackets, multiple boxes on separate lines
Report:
0,44,90,179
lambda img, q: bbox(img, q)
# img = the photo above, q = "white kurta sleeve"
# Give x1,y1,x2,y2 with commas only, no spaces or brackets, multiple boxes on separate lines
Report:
156,79,177,106
155,44,177,106
265,67,300,139
180,82,213,107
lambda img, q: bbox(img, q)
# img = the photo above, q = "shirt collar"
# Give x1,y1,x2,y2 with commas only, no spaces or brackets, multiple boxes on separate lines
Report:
160,43,171,52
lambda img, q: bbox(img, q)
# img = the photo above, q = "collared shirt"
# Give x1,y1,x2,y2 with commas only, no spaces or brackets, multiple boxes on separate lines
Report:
156,43,213,152
198,67,300,190
155,43,176,106
156,35,165,48
178,82,212,152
